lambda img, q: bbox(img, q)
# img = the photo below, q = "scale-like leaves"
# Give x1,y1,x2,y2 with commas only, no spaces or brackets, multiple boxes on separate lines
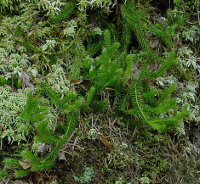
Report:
21,93,48,123
158,83,176,104
86,87,96,107
52,1,75,23
123,68,188,132
34,121,60,144
145,52,177,78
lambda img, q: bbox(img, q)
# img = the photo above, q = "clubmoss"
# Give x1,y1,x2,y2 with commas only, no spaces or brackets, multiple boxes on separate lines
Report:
0,0,199,183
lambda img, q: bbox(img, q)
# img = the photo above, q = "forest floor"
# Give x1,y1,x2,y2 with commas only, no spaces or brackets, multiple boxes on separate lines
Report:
0,0,200,183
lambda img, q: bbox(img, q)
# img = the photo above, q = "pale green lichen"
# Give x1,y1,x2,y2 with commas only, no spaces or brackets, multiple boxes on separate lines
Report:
43,64,70,95
0,86,57,144
0,86,32,143
77,0,117,11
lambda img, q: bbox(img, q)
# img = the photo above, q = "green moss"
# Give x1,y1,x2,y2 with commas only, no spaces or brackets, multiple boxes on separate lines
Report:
0,0,199,183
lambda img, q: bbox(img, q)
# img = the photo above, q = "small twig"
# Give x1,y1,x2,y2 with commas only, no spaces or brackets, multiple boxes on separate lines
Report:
72,137,78,150
65,55,69,79
186,20,195,25
198,0,200,25
130,126,138,142
52,116,58,133
0,138,3,150
182,0,185,11
91,114,94,127
98,132,112,151
59,131,76,151
5,178,10,184
11,74,14,92
60,150,72,155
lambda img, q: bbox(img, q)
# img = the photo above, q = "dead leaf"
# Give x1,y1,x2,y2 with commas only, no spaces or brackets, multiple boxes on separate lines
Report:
18,72,35,94
36,143,46,153
177,38,182,47
132,65,140,79
69,78,90,90
18,160,32,169
69,78,81,83
150,39,159,49
104,87,115,91
156,17,165,26
77,84,87,91
58,151,66,161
